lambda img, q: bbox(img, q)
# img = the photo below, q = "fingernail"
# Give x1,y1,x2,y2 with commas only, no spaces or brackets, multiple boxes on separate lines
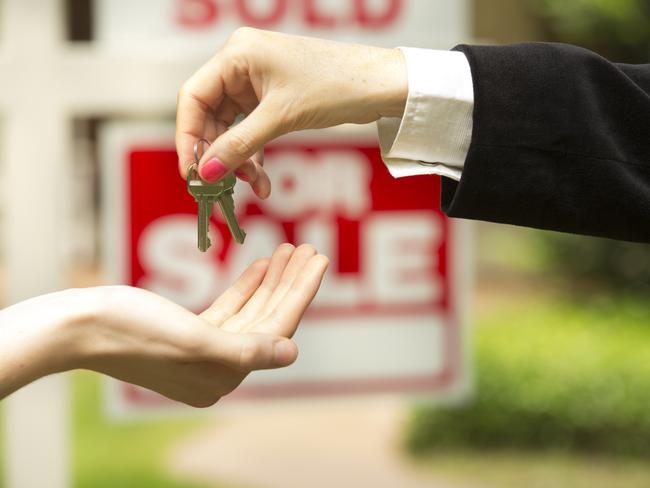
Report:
200,158,227,182
273,340,296,366
234,168,249,182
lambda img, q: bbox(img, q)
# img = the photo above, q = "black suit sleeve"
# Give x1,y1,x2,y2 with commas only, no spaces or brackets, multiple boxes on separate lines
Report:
440,43,650,243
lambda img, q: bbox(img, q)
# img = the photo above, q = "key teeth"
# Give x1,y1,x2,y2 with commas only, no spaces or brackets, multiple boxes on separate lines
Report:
189,169,245,249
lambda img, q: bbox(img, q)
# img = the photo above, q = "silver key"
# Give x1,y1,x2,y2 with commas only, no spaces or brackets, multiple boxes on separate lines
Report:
187,163,219,251
186,139,246,251
215,174,246,244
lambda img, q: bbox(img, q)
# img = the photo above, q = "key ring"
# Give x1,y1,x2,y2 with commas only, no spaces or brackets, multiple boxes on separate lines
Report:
187,138,212,176
194,138,212,162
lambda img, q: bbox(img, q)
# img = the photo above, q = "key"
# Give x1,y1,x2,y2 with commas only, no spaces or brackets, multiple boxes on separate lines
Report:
215,173,247,244
196,194,215,252
186,163,246,251
186,163,216,251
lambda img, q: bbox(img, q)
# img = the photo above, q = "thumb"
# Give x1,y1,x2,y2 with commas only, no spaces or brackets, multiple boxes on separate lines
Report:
198,101,282,182
205,329,299,371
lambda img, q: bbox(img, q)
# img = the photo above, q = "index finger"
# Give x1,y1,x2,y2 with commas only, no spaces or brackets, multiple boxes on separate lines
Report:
176,57,226,178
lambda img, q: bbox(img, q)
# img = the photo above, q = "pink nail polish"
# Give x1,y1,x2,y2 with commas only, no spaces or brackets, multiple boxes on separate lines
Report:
234,169,249,182
200,158,227,182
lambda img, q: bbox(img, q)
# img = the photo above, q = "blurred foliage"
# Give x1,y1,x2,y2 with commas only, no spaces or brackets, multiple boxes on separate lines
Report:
531,0,650,62
540,234,650,295
406,296,650,457
72,372,214,488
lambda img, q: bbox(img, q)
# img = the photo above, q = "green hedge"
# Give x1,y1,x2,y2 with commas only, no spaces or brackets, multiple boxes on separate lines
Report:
531,0,650,62
406,298,650,457
539,233,650,295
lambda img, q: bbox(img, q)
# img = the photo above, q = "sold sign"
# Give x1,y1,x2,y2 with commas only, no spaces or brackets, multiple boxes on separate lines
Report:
101,123,469,415
176,0,403,29
94,0,470,60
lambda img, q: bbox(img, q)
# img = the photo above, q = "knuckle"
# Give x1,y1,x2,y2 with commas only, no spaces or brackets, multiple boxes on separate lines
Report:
297,243,317,256
252,257,271,271
177,83,186,99
239,340,260,369
279,242,296,254
178,81,194,103
312,254,331,274
97,285,130,309
224,131,254,159
228,26,259,44
316,254,331,268
239,339,269,370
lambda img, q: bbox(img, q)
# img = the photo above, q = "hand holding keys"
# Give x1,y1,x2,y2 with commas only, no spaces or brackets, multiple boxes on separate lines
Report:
187,139,246,251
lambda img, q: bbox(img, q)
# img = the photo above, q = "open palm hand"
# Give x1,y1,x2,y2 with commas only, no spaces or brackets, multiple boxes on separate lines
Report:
77,244,328,407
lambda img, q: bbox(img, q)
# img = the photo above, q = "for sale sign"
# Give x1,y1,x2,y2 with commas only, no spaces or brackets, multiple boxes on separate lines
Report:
101,123,470,416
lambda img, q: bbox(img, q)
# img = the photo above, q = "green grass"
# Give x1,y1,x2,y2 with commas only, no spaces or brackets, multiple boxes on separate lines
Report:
407,295,650,457
0,374,210,488
0,373,243,488
411,449,650,488
72,372,213,488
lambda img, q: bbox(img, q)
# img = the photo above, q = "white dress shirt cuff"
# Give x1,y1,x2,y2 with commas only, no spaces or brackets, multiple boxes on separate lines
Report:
377,47,474,181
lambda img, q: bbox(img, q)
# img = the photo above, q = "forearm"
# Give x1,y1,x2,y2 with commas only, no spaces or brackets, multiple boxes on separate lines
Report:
0,289,91,399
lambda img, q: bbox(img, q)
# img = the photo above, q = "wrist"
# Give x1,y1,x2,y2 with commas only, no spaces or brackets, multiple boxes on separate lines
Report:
371,47,408,119
50,287,114,374
4,289,99,372
36,289,102,374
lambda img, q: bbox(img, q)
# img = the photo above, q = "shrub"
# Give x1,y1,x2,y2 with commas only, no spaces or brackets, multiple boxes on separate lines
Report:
540,233,650,296
531,0,650,62
406,298,650,457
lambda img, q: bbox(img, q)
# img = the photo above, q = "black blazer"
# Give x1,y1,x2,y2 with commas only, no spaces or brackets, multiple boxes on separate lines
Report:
440,43,650,243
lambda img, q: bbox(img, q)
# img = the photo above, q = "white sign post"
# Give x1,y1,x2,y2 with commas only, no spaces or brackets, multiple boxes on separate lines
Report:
0,1,204,487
